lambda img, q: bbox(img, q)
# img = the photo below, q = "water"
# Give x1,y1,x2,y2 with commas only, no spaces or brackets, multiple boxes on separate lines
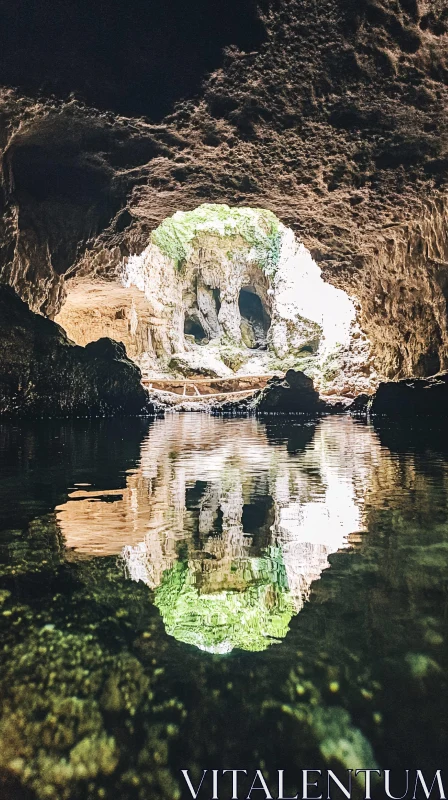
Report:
1,415,448,799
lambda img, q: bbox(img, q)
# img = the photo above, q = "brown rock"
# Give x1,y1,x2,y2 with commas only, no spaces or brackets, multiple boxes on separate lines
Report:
0,285,155,417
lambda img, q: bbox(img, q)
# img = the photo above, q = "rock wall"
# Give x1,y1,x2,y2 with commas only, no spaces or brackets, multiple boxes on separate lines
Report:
0,286,152,417
0,0,447,380
54,280,166,364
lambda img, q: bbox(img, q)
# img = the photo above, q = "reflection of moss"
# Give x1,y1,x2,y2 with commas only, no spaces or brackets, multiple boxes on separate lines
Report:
154,547,295,653
151,204,282,275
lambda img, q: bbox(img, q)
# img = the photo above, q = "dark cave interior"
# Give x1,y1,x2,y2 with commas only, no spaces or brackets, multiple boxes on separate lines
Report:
0,0,266,120
239,287,271,349
184,316,208,344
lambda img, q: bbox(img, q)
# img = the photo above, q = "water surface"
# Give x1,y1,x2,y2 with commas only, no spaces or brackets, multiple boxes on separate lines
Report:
1,415,448,799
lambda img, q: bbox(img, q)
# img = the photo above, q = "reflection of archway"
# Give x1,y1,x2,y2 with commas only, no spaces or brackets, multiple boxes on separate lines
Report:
239,287,271,350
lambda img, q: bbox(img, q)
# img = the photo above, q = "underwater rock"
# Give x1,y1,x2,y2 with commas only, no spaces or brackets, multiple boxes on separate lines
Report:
370,373,448,417
0,622,179,800
0,285,155,417
256,370,322,414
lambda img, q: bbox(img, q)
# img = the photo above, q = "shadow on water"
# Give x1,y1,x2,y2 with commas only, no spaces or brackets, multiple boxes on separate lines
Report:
0,418,151,530
1,415,448,798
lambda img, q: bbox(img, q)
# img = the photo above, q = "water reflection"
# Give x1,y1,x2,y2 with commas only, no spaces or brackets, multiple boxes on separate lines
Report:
58,416,382,652
3,416,448,792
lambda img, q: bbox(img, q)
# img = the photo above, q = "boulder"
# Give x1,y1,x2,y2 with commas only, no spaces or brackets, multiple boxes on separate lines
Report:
348,393,371,415
256,370,322,414
0,285,156,417
212,392,261,416
369,374,448,417
168,351,233,378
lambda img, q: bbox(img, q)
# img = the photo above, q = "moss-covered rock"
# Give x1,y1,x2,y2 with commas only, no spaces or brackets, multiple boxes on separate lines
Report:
151,204,282,276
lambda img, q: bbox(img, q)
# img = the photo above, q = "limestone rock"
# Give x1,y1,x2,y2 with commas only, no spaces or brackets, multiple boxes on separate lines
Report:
240,318,257,349
168,351,233,379
0,286,154,417
256,370,322,414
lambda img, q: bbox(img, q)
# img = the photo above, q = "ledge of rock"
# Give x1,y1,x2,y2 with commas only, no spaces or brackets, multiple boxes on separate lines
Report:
369,373,448,417
0,286,155,417
256,370,323,414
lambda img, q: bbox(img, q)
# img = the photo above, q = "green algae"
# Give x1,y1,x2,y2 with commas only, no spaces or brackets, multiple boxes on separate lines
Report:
0,610,182,800
151,203,283,275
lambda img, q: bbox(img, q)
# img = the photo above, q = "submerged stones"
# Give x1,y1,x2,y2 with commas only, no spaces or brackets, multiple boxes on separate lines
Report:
0,621,180,800
0,286,154,418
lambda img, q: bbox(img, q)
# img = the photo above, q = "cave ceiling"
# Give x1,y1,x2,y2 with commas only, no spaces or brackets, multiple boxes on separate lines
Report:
0,0,447,378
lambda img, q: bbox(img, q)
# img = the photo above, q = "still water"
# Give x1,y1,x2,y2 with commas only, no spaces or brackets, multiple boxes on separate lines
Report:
0,415,448,799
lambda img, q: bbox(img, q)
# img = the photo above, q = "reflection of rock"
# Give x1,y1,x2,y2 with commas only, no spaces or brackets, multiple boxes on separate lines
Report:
0,286,152,418
57,415,381,652
119,416,378,651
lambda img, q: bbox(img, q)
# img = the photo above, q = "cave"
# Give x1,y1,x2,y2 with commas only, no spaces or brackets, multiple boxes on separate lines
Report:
238,287,271,349
184,315,208,344
1,3,448,794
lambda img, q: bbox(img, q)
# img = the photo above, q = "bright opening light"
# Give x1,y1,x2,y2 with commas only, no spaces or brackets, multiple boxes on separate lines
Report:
274,228,356,356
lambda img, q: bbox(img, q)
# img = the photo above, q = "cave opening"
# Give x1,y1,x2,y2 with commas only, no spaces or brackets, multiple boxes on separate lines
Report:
184,316,208,344
55,203,373,397
238,288,271,350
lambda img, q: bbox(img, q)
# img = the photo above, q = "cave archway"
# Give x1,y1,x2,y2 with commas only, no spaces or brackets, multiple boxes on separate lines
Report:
184,315,208,344
56,203,374,396
238,287,271,350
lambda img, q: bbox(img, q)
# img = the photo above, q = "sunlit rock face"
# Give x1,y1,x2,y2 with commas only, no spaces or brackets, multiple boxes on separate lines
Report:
97,204,372,395
58,415,383,653
55,281,163,366
55,204,375,394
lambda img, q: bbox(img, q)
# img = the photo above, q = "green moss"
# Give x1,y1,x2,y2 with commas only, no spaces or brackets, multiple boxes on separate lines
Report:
219,342,249,372
154,546,296,653
0,616,180,800
151,204,283,276
268,353,319,377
